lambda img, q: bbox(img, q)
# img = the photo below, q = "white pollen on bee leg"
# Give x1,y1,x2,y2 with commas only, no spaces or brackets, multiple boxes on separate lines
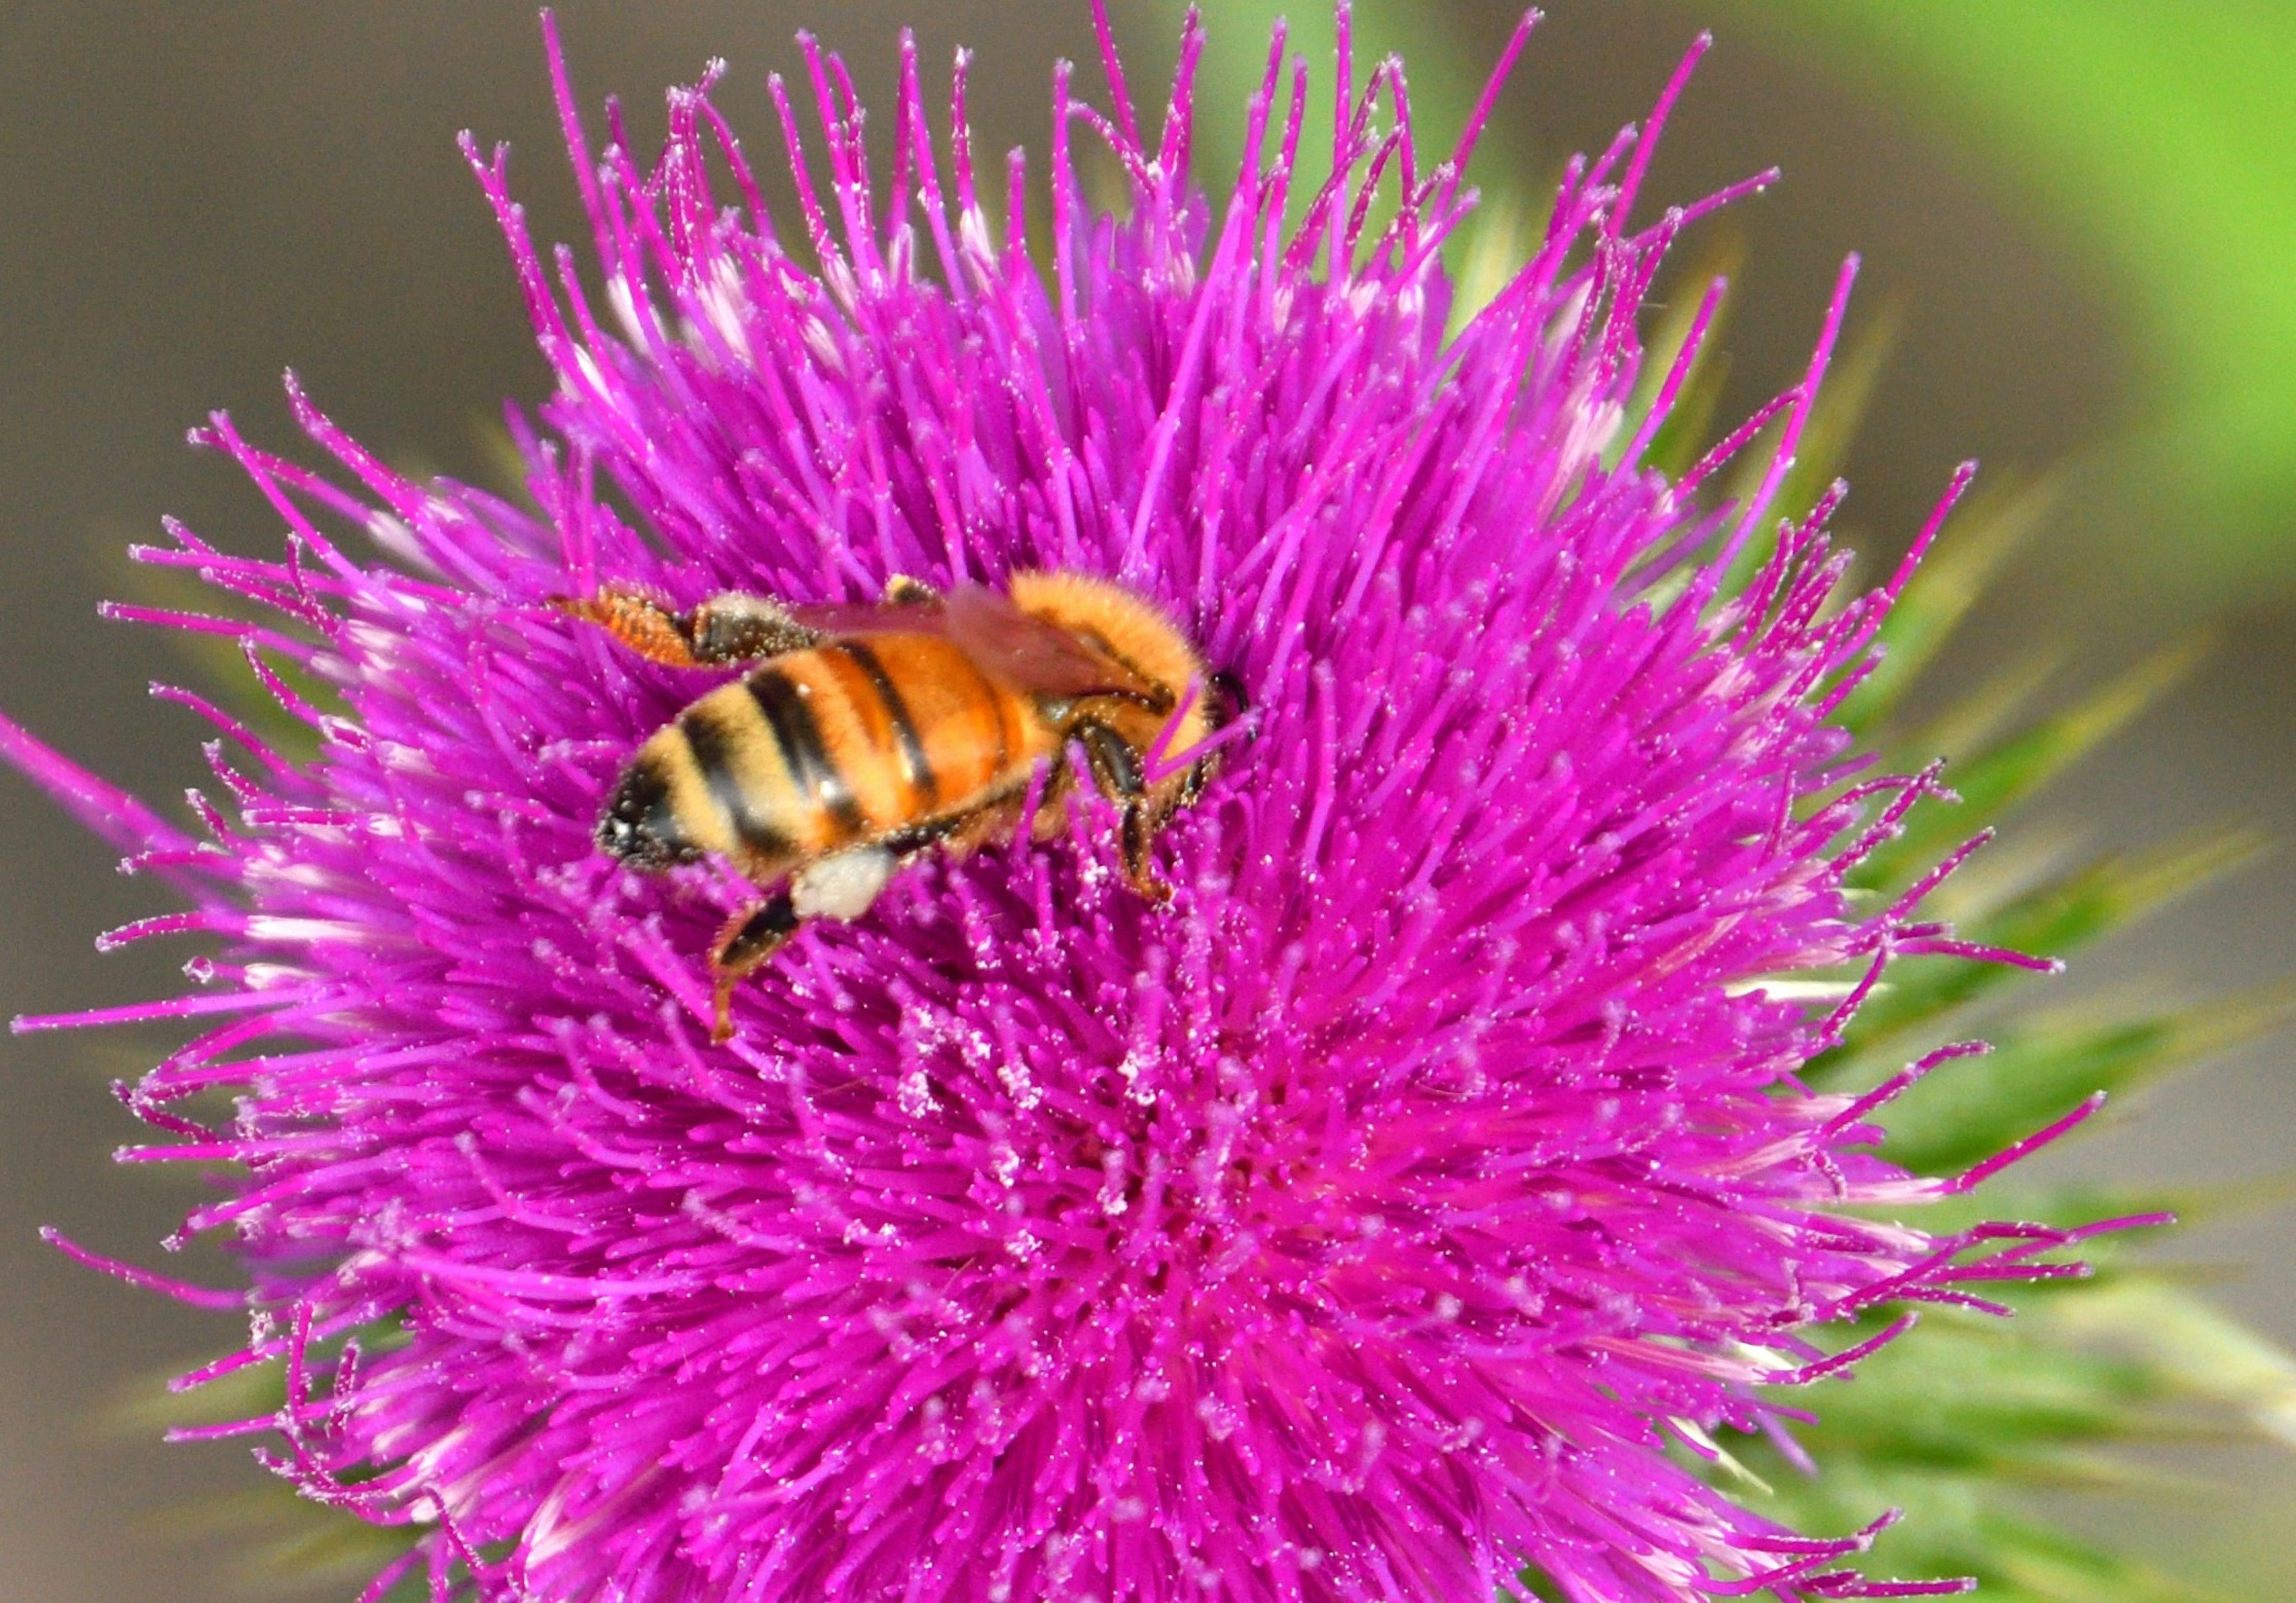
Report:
791,847,896,921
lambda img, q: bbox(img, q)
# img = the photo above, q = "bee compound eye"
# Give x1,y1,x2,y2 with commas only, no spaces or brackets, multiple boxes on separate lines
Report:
1209,670,1248,725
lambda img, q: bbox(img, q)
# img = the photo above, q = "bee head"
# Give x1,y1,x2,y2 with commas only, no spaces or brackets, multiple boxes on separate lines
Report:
597,757,701,871
1178,670,1248,806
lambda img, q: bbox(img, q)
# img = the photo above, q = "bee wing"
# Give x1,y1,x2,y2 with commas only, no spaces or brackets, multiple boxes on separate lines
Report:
782,599,933,638
788,587,1153,700
939,585,1158,699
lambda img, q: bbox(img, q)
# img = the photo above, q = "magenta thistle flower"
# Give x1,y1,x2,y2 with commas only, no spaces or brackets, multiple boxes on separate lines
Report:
5,7,2132,1600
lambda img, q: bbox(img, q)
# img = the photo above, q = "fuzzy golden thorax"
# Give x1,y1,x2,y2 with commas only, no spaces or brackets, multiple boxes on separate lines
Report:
1007,570,1219,811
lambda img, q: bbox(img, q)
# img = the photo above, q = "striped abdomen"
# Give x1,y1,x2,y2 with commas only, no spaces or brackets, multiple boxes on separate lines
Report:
597,634,1054,876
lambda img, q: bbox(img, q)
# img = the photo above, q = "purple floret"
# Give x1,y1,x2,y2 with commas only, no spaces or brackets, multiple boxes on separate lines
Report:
4,7,2120,1599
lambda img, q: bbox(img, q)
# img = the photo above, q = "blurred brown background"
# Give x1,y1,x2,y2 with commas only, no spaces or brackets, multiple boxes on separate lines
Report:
0,3,2287,1597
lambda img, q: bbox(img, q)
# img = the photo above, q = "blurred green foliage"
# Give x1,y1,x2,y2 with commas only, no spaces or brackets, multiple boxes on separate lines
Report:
1701,0,2296,587
1161,1,2296,1590
1674,262,2292,1602
1168,0,2296,587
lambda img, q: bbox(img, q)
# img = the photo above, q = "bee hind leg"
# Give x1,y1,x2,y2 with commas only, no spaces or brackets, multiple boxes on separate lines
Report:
1072,719,1169,903
558,585,819,668
709,847,900,1042
709,894,799,1043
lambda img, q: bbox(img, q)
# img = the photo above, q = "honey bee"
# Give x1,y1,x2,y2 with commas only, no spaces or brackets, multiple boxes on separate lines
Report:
557,572,1233,1041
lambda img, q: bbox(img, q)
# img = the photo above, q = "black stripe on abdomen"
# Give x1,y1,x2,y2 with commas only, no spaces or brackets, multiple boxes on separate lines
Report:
676,705,796,861
747,667,866,838
836,641,939,810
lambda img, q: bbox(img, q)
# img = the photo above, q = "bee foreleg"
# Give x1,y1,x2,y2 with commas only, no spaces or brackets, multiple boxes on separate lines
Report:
883,574,941,606
1072,719,1170,903
710,894,799,1043
560,585,819,669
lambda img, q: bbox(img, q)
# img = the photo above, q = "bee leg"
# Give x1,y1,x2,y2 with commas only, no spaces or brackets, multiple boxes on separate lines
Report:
709,893,799,1043
883,574,941,606
709,847,900,1040
557,586,819,668
1072,719,1169,903
881,811,975,858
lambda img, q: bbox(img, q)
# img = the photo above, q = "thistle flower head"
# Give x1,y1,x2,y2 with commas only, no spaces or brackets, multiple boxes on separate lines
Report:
6,8,2124,1600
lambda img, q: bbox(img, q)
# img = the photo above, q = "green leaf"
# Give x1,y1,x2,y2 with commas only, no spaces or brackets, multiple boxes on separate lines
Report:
1690,0,2296,587
142,1479,420,1594
1727,1296,2250,1601
1694,306,1907,604
1611,240,1744,483
1877,987,2296,1175
1832,477,2056,740
1853,639,2209,895
2040,1278,2296,1448
1823,832,2263,1075
1708,300,1903,542
1766,1316,2175,1474
1448,196,1537,339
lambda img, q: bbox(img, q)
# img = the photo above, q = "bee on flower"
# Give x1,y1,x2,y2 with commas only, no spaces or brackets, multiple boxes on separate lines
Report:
0,5,2145,1600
